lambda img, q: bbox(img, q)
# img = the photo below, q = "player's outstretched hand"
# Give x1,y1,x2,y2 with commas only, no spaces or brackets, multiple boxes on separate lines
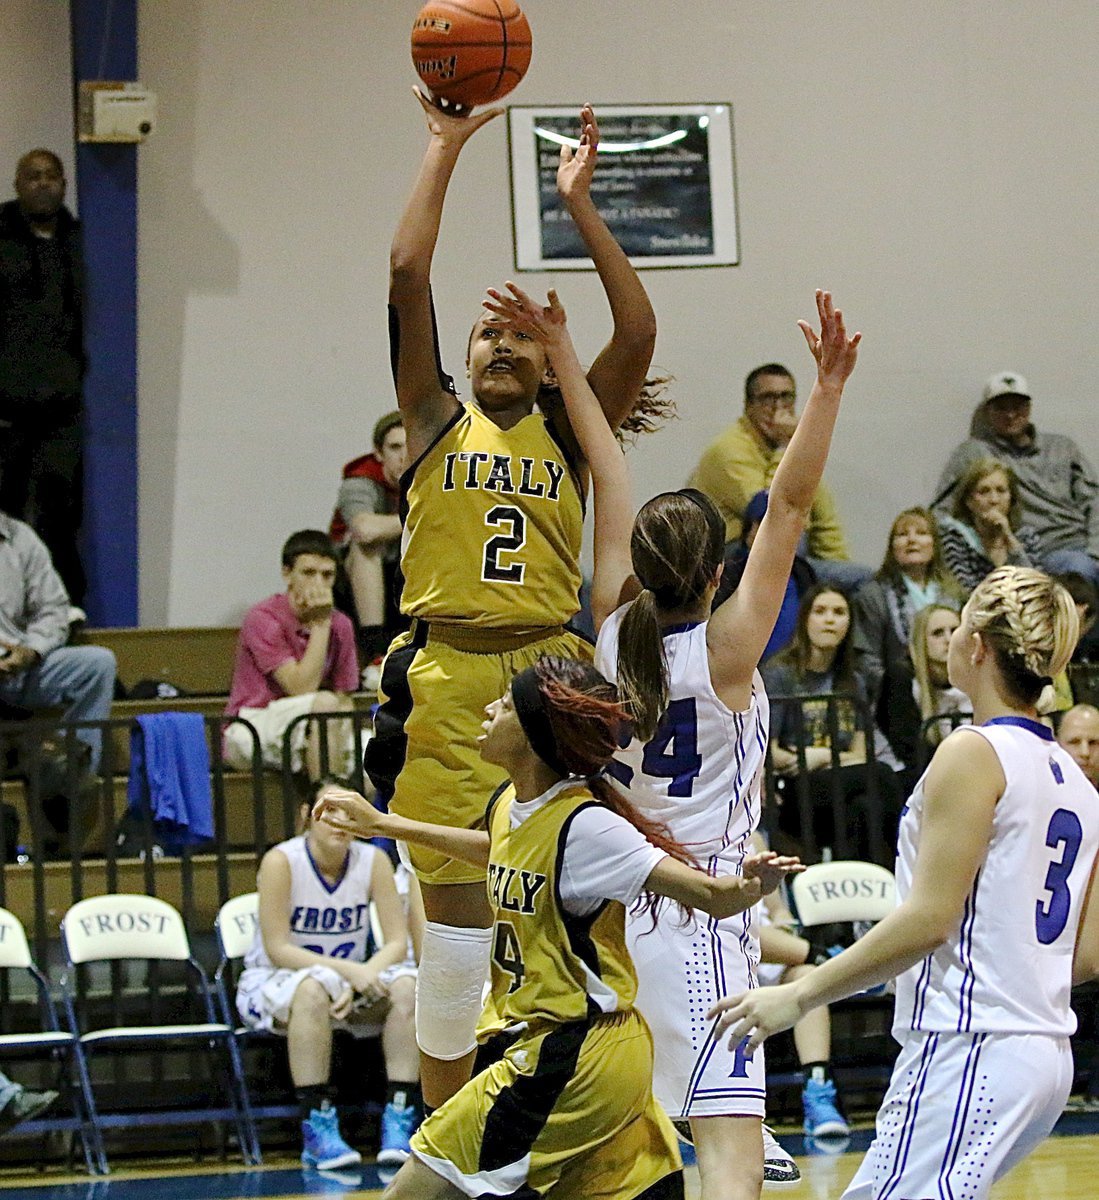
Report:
312,784,384,839
484,282,571,354
709,982,803,1053
742,851,804,896
798,289,861,391
557,103,599,204
413,85,503,144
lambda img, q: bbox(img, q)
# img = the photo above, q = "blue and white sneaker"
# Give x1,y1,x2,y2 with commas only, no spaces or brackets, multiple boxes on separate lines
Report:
803,1077,850,1138
302,1105,363,1171
377,1100,419,1166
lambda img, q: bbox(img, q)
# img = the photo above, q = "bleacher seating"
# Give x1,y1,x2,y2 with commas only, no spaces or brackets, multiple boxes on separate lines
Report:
72,626,240,697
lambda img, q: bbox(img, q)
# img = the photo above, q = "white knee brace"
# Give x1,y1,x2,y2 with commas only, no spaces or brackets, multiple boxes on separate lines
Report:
414,921,493,1061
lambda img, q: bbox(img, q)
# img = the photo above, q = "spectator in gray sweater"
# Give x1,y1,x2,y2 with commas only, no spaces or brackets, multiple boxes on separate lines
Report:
933,371,1099,589
0,510,115,770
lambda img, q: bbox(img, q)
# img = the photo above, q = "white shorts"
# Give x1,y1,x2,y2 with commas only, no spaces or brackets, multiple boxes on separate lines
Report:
628,898,764,1119
756,961,786,988
842,1029,1072,1200
236,962,415,1037
223,694,358,774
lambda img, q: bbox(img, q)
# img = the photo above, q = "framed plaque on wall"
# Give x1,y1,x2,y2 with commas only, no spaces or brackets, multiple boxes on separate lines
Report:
507,103,739,270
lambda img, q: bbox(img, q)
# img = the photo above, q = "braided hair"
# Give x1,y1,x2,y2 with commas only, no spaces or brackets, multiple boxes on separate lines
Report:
965,566,1079,708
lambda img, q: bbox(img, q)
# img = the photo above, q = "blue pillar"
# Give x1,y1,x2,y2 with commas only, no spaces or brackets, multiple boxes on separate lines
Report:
70,0,139,626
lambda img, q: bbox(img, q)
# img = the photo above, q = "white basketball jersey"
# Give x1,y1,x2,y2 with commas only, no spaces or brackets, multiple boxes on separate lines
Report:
244,835,377,970
595,607,769,858
894,718,1099,1038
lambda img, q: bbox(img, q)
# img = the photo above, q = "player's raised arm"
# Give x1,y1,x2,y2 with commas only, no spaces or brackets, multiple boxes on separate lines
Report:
484,282,637,627
389,89,502,458
708,290,860,690
556,105,657,428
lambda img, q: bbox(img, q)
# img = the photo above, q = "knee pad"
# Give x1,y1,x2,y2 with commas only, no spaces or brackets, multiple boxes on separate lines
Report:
415,921,492,1061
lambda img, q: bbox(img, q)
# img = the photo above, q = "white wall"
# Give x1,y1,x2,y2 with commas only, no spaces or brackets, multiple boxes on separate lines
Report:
3,4,75,200
135,1,1099,624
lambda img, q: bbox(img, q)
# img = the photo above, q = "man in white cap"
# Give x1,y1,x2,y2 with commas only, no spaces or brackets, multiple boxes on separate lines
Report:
933,371,1099,589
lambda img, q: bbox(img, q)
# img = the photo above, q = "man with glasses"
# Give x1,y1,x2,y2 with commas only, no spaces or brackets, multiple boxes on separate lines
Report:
689,362,869,589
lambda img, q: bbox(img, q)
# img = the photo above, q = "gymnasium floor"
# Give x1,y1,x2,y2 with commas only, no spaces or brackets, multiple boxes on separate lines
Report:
2,1115,1098,1200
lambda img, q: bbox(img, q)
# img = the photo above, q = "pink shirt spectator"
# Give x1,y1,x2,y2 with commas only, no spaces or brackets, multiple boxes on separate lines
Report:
226,593,359,715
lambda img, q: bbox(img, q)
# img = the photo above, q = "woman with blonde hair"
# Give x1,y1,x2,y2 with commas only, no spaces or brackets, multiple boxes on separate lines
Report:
938,456,1042,591
713,566,1099,1200
878,604,970,782
909,604,970,743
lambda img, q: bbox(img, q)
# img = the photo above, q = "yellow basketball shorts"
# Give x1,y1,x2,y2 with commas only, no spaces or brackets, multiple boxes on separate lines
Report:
412,1008,682,1199
364,620,592,886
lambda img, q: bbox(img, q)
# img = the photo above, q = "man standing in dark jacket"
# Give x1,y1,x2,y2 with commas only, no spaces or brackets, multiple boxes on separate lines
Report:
0,149,86,607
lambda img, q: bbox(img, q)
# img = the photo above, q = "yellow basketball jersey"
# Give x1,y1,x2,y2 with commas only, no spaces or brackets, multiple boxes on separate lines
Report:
483,782,639,1031
400,404,584,630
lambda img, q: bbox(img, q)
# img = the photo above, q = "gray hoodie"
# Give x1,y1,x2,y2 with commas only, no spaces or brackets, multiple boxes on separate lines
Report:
933,426,1099,559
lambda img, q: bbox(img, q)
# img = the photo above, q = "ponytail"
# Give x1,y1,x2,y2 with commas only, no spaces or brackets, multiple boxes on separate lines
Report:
615,590,669,742
615,490,725,740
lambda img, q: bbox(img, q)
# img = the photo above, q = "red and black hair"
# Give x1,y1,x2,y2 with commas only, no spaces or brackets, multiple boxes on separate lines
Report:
513,656,697,921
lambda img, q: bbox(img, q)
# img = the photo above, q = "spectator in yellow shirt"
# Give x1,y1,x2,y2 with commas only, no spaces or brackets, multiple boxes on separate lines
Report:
689,362,870,590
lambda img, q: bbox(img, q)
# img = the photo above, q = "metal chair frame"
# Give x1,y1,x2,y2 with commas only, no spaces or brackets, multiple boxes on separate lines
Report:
0,905,106,1174
60,893,261,1167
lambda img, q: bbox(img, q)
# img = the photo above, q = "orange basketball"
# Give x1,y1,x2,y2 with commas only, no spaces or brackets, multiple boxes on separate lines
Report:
411,0,532,108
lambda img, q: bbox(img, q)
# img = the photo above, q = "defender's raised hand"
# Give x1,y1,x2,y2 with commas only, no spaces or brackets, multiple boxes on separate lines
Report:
798,289,861,391
708,983,804,1053
483,282,572,358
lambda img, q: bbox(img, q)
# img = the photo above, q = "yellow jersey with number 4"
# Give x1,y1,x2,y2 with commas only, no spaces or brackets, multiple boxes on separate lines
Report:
399,404,583,630
483,781,638,1033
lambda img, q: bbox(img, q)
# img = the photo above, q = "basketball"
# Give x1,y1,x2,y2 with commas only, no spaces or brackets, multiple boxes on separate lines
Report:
411,0,532,108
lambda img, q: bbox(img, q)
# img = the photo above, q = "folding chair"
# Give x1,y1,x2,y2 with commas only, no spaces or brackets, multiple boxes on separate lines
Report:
0,906,106,1174
60,893,261,1166
788,860,898,1089
789,860,897,928
214,892,295,1129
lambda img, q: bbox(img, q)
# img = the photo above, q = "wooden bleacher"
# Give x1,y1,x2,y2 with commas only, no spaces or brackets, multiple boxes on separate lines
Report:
1,853,260,936
71,624,374,743
73,625,241,696
1,771,292,854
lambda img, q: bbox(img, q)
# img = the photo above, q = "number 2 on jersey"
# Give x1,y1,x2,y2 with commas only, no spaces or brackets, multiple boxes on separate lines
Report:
1035,807,1083,944
483,505,526,584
